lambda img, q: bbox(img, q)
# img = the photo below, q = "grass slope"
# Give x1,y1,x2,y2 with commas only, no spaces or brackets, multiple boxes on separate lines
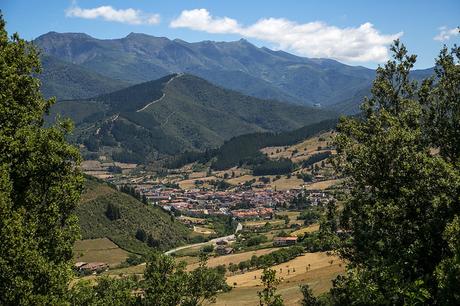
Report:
76,177,190,255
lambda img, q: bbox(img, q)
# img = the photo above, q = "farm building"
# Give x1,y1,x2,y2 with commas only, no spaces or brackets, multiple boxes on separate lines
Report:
273,236,298,246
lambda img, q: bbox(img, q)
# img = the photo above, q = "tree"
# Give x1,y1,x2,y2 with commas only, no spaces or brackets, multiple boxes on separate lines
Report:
147,234,159,248
300,284,318,306
238,260,249,273
332,40,460,304
258,268,284,306
135,228,147,242
143,252,188,306
229,263,239,274
106,202,121,220
183,254,230,306
0,14,83,304
69,276,138,306
201,244,214,253
143,252,228,306
283,215,290,226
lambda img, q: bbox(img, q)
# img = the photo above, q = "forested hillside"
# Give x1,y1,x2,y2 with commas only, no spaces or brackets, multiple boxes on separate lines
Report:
77,177,190,254
169,118,337,170
39,55,131,100
49,74,336,163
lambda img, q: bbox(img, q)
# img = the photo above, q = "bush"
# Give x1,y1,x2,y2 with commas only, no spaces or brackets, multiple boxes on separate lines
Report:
201,244,214,253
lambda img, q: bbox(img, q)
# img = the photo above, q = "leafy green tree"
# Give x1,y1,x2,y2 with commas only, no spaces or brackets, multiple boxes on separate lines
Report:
0,14,83,305
69,276,139,306
229,263,239,274
135,228,147,242
183,254,231,306
332,40,460,304
147,234,159,248
143,252,188,306
300,284,319,306
106,202,121,220
435,216,460,304
143,252,228,306
258,268,284,306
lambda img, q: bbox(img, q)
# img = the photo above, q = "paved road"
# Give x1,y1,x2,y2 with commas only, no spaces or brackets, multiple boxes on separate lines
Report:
164,222,242,255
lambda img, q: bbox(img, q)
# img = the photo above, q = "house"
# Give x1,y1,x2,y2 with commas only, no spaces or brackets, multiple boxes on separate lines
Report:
78,262,109,273
215,239,228,246
74,262,88,270
215,245,234,255
273,236,298,246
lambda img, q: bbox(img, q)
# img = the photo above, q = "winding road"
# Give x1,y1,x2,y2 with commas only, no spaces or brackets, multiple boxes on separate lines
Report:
164,222,242,255
136,73,184,113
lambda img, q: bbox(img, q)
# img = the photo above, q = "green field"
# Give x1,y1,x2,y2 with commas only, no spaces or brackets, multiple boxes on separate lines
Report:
74,238,130,267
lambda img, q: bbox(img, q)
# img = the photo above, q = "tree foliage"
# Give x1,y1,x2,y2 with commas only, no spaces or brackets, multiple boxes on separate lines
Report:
300,284,319,306
142,252,229,306
0,13,83,304
258,268,284,306
332,40,460,304
69,276,139,306
105,202,121,220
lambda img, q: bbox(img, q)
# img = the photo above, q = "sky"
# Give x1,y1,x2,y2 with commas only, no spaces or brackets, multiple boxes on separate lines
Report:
2,0,459,68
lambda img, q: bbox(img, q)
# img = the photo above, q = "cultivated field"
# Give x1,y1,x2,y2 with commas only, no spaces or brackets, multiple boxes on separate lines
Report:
243,219,285,228
186,248,280,271
261,132,334,163
215,251,344,305
269,176,304,190
290,224,320,236
193,226,216,235
74,238,130,267
305,179,341,190
177,175,218,189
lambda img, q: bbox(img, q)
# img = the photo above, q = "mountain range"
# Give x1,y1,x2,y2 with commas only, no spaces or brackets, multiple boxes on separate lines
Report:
34,31,395,111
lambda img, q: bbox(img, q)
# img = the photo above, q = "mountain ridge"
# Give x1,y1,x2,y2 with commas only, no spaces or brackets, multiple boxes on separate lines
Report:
35,31,379,109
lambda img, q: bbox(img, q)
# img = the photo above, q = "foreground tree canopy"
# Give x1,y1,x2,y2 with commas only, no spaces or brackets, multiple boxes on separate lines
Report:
332,40,460,304
0,13,83,305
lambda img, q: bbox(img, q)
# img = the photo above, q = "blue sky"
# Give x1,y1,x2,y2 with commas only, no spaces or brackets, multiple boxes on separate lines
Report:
3,0,459,68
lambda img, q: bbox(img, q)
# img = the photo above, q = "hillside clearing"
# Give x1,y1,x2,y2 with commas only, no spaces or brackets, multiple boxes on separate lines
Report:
74,238,130,267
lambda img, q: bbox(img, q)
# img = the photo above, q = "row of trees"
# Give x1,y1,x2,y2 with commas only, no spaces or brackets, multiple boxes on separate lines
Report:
228,246,305,274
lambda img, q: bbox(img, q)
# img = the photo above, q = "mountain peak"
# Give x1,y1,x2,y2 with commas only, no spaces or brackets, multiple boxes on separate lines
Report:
37,31,93,41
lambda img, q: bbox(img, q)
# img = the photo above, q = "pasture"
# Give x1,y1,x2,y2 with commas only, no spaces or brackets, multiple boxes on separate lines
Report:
215,251,344,305
73,238,130,267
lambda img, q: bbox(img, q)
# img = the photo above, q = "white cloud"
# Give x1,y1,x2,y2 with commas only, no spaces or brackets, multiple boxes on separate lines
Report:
66,5,160,25
434,26,459,41
170,8,238,34
170,9,402,63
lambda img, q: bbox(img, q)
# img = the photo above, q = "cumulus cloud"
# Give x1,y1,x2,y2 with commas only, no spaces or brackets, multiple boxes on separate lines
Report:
66,5,160,25
170,8,238,33
434,26,459,41
170,9,402,63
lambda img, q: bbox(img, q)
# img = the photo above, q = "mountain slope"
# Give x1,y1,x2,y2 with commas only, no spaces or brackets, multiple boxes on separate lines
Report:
77,176,190,255
39,55,131,100
35,32,376,106
50,74,337,163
